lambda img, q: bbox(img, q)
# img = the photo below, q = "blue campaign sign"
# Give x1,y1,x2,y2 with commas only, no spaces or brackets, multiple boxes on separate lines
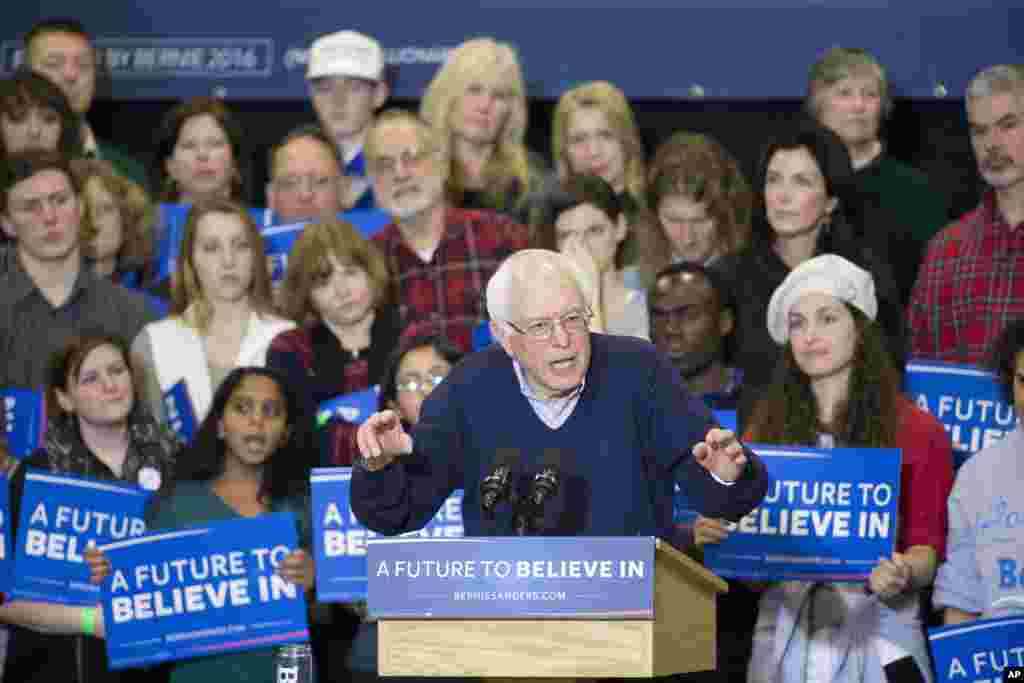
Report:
12,471,151,606
316,386,380,427
1,3,1019,100
928,616,1024,683
162,380,198,444
100,512,309,670
1,387,46,459
368,536,655,619
703,445,902,582
310,467,463,603
0,474,12,597
904,360,1016,469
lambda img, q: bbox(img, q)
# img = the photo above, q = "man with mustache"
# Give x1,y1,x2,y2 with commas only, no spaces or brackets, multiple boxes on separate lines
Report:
907,64,1024,363
365,110,529,352
307,30,389,210
650,262,742,412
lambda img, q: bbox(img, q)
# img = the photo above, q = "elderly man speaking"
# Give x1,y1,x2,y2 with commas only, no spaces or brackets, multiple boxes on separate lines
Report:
353,249,767,539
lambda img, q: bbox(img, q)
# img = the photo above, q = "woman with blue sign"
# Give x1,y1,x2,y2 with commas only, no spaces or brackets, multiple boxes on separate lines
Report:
131,199,294,435
268,217,401,466
696,254,953,682
1,333,179,683
935,317,1024,624
70,158,156,291
90,366,317,681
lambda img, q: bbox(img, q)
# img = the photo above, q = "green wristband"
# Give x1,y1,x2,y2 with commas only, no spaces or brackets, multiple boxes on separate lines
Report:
81,607,96,636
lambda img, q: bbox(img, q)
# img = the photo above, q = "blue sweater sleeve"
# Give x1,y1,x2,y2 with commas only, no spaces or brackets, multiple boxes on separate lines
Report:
647,349,769,523
350,376,463,535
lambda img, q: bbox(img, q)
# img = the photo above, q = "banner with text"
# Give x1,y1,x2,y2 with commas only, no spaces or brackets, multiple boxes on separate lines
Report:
310,467,463,602
703,445,902,582
368,536,654,619
904,360,1016,469
928,616,1024,683
100,512,309,670
12,471,151,606
1,388,46,459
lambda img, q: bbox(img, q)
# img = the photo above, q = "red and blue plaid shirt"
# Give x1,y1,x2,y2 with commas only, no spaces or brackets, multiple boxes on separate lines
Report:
907,192,1024,363
372,206,530,352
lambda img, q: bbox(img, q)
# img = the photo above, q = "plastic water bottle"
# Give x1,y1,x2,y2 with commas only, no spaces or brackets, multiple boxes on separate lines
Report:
275,643,315,683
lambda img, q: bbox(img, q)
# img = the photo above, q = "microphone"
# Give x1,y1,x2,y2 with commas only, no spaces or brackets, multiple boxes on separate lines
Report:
875,636,926,683
480,448,519,517
528,448,562,508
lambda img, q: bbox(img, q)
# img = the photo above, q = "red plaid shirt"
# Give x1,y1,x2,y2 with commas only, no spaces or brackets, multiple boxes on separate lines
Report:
907,192,1024,363
373,206,530,352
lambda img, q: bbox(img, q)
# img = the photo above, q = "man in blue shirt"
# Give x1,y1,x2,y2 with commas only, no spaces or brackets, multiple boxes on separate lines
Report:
353,249,767,539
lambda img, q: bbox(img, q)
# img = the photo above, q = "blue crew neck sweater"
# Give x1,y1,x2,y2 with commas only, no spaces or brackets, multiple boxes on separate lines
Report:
352,333,767,539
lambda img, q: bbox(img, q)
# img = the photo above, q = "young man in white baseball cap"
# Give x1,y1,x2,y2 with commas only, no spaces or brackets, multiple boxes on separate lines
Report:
307,30,389,210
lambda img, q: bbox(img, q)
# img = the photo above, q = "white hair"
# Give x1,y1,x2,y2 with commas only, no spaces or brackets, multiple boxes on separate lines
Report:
486,249,586,323
966,64,1024,99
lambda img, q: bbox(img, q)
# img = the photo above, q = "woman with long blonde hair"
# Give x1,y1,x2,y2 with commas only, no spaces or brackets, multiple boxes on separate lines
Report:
420,37,554,230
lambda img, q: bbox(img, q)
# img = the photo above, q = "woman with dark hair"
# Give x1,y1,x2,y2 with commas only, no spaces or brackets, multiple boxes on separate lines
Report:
92,365,316,681
697,255,952,683
151,96,249,204
536,174,650,339
713,118,904,414
934,317,1024,624
0,68,83,160
1,333,179,683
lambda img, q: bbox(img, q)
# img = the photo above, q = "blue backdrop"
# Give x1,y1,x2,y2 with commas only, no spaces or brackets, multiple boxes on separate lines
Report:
3,3,1020,100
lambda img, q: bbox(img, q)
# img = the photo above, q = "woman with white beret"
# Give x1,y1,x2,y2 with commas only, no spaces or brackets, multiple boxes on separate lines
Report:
695,254,953,683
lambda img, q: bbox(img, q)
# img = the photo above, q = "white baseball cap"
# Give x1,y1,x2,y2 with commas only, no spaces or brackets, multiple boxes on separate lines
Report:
307,30,384,81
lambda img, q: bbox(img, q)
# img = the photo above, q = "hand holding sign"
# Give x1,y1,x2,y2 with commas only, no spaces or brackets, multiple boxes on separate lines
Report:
86,545,110,585
869,552,912,601
356,410,412,470
276,548,314,591
692,428,747,483
693,515,731,549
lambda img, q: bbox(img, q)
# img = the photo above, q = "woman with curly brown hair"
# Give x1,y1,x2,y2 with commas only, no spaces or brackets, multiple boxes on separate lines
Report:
71,158,155,288
643,131,752,272
697,254,953,683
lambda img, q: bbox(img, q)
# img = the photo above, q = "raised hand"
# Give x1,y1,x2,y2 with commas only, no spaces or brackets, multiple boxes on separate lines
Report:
355,409,413,471
692,428,747,483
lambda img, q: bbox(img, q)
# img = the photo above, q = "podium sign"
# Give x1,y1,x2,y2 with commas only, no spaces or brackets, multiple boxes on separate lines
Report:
928,616,1024,683
368,536,655,619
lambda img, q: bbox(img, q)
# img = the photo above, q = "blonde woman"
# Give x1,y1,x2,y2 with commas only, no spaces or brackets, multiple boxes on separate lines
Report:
131,198,293,426
552,80,646,214
420,37,554,230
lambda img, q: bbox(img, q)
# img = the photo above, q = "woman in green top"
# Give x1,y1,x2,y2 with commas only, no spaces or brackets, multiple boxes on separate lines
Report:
92,365,318,682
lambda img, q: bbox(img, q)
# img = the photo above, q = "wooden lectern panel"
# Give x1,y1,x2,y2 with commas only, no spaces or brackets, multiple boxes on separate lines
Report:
379,619,656,678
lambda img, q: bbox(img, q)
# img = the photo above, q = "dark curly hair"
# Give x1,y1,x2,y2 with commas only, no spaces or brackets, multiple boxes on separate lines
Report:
746,307,901,447
174,366,314,504
987,317,1024,404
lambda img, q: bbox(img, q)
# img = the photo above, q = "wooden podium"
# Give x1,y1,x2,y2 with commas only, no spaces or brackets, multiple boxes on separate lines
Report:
373,538,727,678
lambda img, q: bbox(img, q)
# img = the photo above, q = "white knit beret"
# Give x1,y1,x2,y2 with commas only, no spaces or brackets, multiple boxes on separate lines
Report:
766,254,877,344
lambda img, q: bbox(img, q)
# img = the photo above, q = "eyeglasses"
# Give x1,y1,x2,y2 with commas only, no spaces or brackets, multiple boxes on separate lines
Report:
273,174,340,194
370,146,433,178
504,308,592,341
396,373,447,395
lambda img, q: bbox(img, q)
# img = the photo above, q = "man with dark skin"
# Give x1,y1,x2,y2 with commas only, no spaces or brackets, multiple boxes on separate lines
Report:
650,262,741,410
